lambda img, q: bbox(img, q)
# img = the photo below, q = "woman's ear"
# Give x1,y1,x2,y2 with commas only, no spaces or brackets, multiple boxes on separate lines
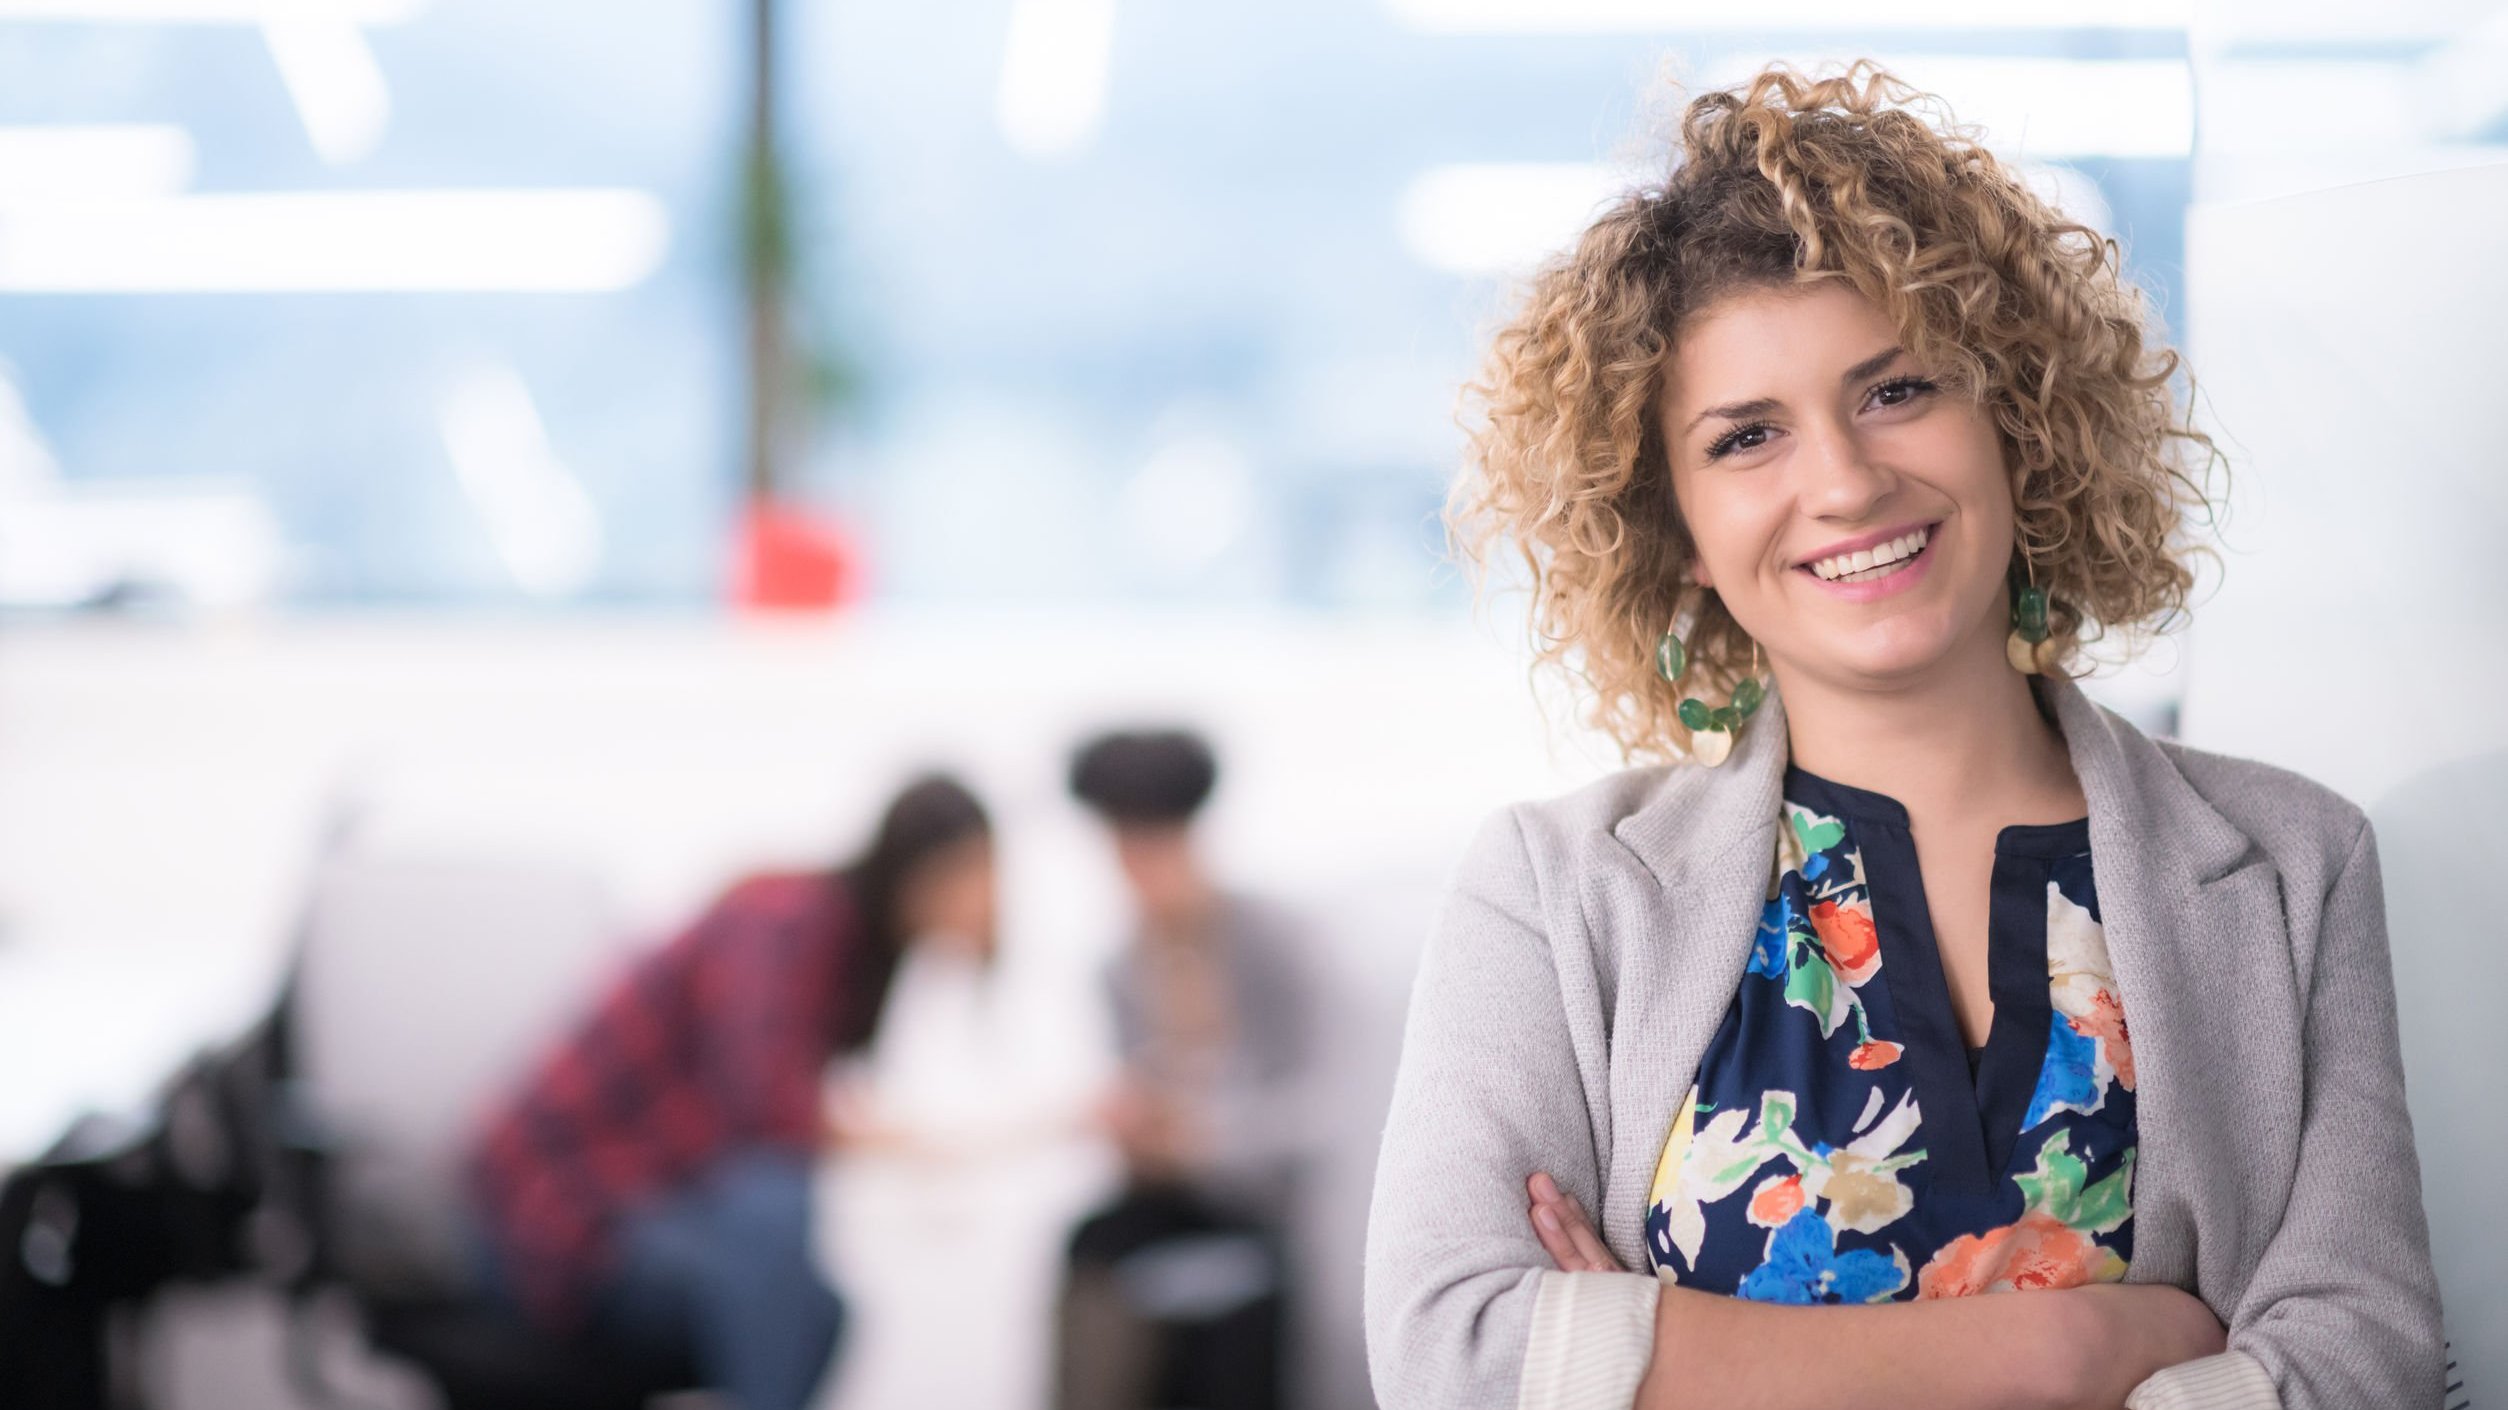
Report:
1688,558,1715,590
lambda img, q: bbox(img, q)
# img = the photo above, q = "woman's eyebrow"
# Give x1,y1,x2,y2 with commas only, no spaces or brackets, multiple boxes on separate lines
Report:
1841,344,1906,385
1678,346,1907,438
1682,396,1779,437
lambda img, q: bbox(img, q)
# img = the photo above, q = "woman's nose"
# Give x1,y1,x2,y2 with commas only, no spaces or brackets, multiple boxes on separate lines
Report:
1793,417,1894,518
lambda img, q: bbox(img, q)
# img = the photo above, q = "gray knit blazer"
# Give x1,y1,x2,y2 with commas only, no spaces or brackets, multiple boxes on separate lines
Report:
1364,671,2445,1410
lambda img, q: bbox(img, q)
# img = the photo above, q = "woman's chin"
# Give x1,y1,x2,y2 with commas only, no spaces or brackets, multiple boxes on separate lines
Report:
1786,623,1984,690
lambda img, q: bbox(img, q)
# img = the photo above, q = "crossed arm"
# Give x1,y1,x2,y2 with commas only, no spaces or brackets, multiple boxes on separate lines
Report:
1520,1170,2226,1410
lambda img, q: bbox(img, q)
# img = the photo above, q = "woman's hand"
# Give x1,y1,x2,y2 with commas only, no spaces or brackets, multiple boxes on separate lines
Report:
1525,1170,1624,1272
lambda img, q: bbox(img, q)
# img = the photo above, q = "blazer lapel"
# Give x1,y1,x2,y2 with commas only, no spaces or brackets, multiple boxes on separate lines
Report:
2038,673,2281,1289
1592,684,1792,1271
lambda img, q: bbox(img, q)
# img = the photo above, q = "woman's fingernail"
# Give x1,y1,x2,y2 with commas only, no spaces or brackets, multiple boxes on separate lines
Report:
1535,1206,1560,1233
1531,1172,1557,1200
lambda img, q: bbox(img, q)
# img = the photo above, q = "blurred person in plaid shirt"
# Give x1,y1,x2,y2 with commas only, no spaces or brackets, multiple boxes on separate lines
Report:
465,773,997,1410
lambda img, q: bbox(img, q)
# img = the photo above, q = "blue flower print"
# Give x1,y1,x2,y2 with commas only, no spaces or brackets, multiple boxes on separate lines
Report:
2024,1015,2102,1129
1736,1208,1909,1305
1750,895,1793,979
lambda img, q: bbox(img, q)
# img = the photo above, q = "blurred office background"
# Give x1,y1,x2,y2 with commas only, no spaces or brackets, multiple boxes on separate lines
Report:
0,0,2501,1407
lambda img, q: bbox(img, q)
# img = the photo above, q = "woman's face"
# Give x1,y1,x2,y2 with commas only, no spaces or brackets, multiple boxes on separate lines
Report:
900,836,998,962
1662,280,2016,691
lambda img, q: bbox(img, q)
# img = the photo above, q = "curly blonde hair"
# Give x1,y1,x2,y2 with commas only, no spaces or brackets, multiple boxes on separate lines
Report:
1448,61,2220,762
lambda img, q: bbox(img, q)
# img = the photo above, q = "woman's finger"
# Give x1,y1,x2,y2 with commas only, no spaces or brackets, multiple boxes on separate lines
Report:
1525,1175,1588,1270
1528,1199,1584,1270
1524,1176,1614,1272
1555,1192,1621,1272
1525,1173,1627,1272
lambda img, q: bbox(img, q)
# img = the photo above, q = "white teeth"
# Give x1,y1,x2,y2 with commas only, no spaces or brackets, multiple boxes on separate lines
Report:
1808,526,1929,582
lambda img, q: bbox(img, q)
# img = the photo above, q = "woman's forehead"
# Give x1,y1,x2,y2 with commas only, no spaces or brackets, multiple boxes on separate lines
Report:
1665,285,1903,399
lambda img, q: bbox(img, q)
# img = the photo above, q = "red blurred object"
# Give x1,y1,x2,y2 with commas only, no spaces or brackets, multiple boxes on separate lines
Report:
733,499,863,611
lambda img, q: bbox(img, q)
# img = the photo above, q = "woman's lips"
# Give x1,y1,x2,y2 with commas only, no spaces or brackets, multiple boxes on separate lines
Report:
1797,532,1936,602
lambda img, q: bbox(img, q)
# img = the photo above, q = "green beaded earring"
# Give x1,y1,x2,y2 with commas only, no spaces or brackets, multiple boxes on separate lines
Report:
1654,628,1766,768
2006,552,2056,675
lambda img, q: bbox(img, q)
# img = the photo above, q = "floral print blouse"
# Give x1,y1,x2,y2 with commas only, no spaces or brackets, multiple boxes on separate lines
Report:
1644,765,2138,1303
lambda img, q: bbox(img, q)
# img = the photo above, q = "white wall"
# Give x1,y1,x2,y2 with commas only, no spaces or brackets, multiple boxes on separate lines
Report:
2184,161,2508,1395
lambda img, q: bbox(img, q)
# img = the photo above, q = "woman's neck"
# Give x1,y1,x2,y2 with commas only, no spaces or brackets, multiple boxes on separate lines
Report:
1772,631,2083,825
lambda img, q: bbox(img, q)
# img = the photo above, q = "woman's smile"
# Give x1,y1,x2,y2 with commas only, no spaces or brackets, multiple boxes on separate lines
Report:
1794,520,1943,603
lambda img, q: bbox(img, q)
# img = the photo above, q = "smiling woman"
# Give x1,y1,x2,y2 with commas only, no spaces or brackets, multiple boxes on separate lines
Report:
1448,62,2212,764
1367,61,2444,1410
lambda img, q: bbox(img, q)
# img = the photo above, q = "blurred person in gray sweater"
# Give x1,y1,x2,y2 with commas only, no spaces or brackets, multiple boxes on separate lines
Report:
1055,727,1318,1410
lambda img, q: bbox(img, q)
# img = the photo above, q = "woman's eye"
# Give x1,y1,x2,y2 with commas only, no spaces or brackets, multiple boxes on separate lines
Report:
1868,376,1938,410
1706,423,1773,460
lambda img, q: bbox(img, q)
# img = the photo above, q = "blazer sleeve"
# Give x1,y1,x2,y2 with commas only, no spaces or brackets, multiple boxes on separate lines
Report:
1364,808,1662,1410
2187,817,2446,1410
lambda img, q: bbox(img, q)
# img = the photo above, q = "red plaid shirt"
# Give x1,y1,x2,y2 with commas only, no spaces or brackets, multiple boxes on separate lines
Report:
468,871,859,1328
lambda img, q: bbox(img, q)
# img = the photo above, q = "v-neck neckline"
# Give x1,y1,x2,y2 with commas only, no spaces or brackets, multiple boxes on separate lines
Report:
1781,764,2090,1195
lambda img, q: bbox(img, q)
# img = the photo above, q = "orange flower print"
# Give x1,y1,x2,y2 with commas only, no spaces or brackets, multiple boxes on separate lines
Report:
1848,1040,1904,1071
1747,1173,1805,1229
2073,990,2136,1091
1808,898,1882,985
1914,1212,2127,1299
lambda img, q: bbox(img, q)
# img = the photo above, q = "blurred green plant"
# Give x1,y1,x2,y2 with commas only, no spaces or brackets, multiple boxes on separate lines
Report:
737,0,865,502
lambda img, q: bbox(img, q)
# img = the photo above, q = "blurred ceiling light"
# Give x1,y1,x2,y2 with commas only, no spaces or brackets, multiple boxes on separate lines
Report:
439,362,603,599
1398,162,1627,275
261,16,391,164
0,125,194,204
2190,1,2482,49
1693,54,2193,159
1405,139,2144,280
1386,0,2188,31
0,0,422,22
0,189,669,292
997,0,1116,158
